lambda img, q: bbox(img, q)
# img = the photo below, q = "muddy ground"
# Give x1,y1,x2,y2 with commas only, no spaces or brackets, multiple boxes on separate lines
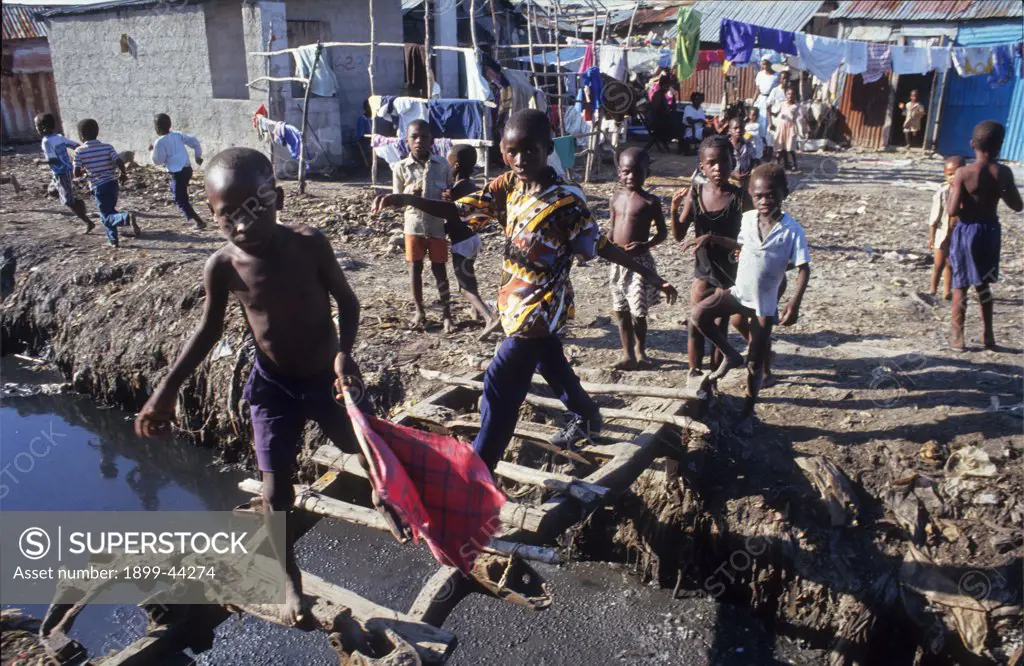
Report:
1,144,1022,664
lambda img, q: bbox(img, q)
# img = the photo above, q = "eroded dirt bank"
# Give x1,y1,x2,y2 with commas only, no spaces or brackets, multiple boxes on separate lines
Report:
2,148,1022,663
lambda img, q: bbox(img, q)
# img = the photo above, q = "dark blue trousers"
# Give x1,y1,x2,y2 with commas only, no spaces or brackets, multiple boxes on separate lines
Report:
92,180,129,243
473,334,598,470
170,167,200,221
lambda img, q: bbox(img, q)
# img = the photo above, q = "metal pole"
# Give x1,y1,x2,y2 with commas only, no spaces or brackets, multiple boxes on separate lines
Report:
297,41,321,194
424,0,434,97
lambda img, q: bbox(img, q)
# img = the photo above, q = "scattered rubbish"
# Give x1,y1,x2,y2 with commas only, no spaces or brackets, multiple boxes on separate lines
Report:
945,446,998,478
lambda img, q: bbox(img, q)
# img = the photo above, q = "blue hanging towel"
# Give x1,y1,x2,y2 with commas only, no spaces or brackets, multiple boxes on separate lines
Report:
427,100,485,140
580,66,603,112
756,26,797,56
720,18,756,64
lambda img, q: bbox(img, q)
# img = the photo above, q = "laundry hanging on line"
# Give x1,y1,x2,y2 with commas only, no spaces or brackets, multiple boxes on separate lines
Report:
369,135,455,165
293,44,338,97
254,114,307,160
376,97,485,140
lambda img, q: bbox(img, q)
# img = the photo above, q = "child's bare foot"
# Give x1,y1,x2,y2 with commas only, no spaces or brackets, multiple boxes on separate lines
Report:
441,316,455,334
478,316,502,341
943,292,952,301
708,353,743,381
613,354,638,371
83,218,95,234
280,574,306,626
409,310,427,330
193,218,207,231
947,338,966,352
129,213,141,238
984,335,997,351
635,347,651,367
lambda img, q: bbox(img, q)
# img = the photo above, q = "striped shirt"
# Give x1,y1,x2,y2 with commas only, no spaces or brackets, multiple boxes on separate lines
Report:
41,134,78,175
151,131,202,173
73,140,120,189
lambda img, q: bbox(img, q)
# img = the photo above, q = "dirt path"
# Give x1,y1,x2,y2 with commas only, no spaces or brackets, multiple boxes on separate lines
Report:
2,146,1021,661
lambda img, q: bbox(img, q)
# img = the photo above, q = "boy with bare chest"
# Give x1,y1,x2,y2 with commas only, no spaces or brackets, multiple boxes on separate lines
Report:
135,148,362,626
947,120,1022,351
607,148,667,369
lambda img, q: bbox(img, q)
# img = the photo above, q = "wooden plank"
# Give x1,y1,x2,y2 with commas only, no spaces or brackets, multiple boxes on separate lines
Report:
239,478,553,557
419,369,710,434
529,373,703,401
233,556,455,664
441,421,590,464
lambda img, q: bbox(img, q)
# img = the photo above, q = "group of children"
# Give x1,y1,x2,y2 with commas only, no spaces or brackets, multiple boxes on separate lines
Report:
36,112,205,247
119,105,1016,625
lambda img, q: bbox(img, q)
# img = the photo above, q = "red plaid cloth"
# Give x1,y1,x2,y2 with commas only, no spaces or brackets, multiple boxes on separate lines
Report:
344,394,506,573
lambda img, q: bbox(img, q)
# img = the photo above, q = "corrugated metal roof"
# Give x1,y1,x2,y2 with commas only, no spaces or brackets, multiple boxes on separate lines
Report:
668,0,826,41
831,0,1022,22
39,0,200,18
2,4,50,40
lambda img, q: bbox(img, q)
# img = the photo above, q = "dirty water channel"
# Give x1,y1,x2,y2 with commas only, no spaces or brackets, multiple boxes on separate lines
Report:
0,358,825,665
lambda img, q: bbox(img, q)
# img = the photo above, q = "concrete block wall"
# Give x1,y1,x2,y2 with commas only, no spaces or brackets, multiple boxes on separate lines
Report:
47,0,272,167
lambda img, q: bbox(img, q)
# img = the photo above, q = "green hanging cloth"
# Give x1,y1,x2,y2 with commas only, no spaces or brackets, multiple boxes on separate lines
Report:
673,7,701,81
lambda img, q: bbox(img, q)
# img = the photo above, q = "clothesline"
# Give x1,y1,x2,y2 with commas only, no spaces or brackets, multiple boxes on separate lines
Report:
251,42,469,57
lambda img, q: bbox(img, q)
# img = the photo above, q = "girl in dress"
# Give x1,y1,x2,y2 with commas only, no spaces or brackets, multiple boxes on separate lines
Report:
773,87,804,172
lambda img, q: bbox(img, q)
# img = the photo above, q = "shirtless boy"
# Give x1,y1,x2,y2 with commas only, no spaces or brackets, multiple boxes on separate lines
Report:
135,148,362,625
946,120,1022,351
607,147,668,369
374,110,678,468
691,164,810,428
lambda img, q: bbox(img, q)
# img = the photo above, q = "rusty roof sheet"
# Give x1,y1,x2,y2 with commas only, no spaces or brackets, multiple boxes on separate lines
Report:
2,4,50,40
673,0,827,42
831,0,1023,22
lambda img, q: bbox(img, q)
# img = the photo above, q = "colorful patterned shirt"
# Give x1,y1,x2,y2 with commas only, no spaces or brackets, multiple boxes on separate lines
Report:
456,170,607,337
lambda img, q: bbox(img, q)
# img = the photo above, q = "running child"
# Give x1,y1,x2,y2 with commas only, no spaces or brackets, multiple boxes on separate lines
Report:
927,155,965,300
73,119,138,247
374,110,678,469
946,120,1022,351
35,113,94,233
672,135,745,378
444,144,500,338
150,113,206,230
393,119,454,332
135,148,363,626
690,163,810,427
607,147,667,370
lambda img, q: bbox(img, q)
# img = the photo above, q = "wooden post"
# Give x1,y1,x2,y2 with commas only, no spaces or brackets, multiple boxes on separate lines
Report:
424,0,434,97
626,1,639,43
926,35,949,152
553,0,565,135
297,41,322,194
488,0,499,60
526,1,537,80
369,0,378,188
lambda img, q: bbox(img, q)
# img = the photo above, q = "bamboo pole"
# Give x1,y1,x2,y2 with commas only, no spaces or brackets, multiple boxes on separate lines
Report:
526,1,537,80
626,0,639,42
552,0,566,135
424,0,434,97
297,42,322,194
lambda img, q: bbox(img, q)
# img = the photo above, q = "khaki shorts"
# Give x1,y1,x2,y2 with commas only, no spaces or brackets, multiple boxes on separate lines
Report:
405,235,448,263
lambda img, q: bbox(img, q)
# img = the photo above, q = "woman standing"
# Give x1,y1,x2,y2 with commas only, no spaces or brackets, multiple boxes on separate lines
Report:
754,58,779,163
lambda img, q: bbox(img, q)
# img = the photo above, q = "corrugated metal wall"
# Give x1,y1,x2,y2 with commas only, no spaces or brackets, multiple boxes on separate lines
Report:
678,66,756,105
837,72,891,149
1,70,60,141
937,20,1023,160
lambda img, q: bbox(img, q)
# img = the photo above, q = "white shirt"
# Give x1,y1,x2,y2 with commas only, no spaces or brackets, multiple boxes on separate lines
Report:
682,105,705,140
151,131,202,173
731,211,810,318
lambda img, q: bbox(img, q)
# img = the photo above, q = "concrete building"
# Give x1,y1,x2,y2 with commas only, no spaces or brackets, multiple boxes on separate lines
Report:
2,4,60,142
39,0,409,174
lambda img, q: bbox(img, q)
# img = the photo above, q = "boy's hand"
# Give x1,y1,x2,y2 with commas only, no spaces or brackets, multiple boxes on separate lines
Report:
372,194,404,216
135,396,176,439
441,188,453,202
685,234,710,253
671,188,689,210
657,282,679,305
333,352,363,403
778,301,800,326
926,237,934,251
196,157,203,166
624,241,648,254
148,144,153,151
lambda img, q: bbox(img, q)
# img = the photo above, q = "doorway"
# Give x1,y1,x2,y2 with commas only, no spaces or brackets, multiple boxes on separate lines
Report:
890,72,934,148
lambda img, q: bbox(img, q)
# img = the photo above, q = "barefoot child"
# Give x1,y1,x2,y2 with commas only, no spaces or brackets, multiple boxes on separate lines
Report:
374,110,678,468
135,148,363,624
150,113,206,230
744,107,764,162
728,117,755,195
901,90,926,149
445,145,500,338
947,121,1023,351
72,119,138,247
691,164,810,425
672,135,745,379
35,113,94,233
393,120,454,332
928,155,965,299
607,147,667,370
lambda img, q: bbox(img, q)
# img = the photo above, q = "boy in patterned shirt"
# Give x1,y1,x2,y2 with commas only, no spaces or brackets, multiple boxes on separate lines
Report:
374,110,678,469
34,113,94,233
